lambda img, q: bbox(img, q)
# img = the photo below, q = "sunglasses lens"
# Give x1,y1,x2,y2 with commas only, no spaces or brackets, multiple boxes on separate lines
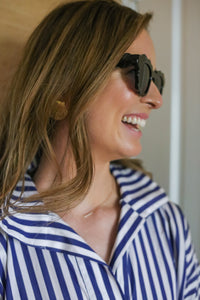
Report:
153,71,165,94
121,64,151,97
139,64,151,96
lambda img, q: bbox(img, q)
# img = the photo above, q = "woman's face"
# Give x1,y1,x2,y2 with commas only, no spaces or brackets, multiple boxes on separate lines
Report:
86,30,163,163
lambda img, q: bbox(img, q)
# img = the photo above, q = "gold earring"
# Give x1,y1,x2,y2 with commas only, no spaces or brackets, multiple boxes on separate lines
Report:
51,100,68,120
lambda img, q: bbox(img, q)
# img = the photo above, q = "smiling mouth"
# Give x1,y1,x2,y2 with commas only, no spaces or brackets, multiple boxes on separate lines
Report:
122,116,146,131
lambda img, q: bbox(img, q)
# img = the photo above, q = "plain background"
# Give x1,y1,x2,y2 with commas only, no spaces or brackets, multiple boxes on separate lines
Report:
136,0,200,258
0,0,199,258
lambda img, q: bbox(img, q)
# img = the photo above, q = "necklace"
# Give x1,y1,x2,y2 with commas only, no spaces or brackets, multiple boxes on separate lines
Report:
83,187,115,219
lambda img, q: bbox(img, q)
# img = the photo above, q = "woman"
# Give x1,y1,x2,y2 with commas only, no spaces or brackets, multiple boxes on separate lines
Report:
0,0,199,299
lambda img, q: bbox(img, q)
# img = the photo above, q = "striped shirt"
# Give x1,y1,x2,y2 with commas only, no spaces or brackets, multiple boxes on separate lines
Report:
0,164,200,299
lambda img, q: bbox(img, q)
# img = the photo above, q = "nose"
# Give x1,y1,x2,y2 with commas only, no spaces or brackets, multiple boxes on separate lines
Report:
140,82,163,109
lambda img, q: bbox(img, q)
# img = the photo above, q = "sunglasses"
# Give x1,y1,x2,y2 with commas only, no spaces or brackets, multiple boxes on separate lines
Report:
116,53,165,97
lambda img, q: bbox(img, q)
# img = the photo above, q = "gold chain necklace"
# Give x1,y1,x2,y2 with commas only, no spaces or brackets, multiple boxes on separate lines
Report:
83,188,115,218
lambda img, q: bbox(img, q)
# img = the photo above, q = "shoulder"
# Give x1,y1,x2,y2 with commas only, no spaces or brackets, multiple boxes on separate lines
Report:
156,201,199,259
0,225,8,286
110,162,196,252
156,200,187,234
158,202,200,298
150,201,190,257
154,199,196,252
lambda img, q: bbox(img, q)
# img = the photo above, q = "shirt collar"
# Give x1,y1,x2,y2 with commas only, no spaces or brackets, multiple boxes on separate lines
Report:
109,164,168,270
1,163,168,266
110,164,168,218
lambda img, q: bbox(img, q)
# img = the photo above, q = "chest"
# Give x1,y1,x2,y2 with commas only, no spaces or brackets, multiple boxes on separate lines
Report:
63,205,121,264
5,230,178,300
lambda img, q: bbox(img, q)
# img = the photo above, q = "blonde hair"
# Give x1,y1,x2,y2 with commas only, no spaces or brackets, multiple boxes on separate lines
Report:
0,0,152,217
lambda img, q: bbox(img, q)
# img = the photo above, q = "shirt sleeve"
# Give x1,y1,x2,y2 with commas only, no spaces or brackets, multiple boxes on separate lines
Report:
0,228,7,299
182,214,200,299
167,202,200,299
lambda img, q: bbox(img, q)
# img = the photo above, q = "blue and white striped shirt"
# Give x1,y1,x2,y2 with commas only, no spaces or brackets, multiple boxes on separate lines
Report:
0,164,200,299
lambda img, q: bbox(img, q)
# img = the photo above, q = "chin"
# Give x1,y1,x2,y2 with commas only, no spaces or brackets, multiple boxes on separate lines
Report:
115,144,142,160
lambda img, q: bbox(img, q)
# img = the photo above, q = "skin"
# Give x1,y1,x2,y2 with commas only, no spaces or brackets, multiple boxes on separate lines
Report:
34,29,163,263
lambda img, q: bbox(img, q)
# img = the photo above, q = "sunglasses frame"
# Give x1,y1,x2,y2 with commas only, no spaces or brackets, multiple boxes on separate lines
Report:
116,53,165,97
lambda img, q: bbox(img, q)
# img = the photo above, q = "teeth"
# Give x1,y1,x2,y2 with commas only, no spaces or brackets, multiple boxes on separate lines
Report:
127,117,132,123
132,117,137,125
123,116,128,122
122,116,146,128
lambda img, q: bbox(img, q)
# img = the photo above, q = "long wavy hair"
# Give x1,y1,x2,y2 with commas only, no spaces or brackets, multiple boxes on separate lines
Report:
0,0,152,217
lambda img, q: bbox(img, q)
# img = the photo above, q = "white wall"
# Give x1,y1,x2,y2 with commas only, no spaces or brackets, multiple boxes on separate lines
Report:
181,0,200,258
137,0,172,196
130,0,200,258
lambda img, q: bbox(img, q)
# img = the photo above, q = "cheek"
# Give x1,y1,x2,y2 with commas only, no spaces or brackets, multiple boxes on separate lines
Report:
86,73,139,139
93,85,135,117
97,71,134,103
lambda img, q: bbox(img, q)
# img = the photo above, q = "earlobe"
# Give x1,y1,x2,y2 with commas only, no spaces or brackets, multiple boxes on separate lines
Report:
51,101,68,120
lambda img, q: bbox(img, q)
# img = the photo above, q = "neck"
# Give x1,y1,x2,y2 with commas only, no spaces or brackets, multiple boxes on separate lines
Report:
33,120,76,191
33,119,119,216
67,161,119,218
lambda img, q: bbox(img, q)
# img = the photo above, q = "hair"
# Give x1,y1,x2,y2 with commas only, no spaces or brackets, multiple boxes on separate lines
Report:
0,0,152,218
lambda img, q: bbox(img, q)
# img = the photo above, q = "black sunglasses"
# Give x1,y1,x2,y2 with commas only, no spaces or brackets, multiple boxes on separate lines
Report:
116,53,165,97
